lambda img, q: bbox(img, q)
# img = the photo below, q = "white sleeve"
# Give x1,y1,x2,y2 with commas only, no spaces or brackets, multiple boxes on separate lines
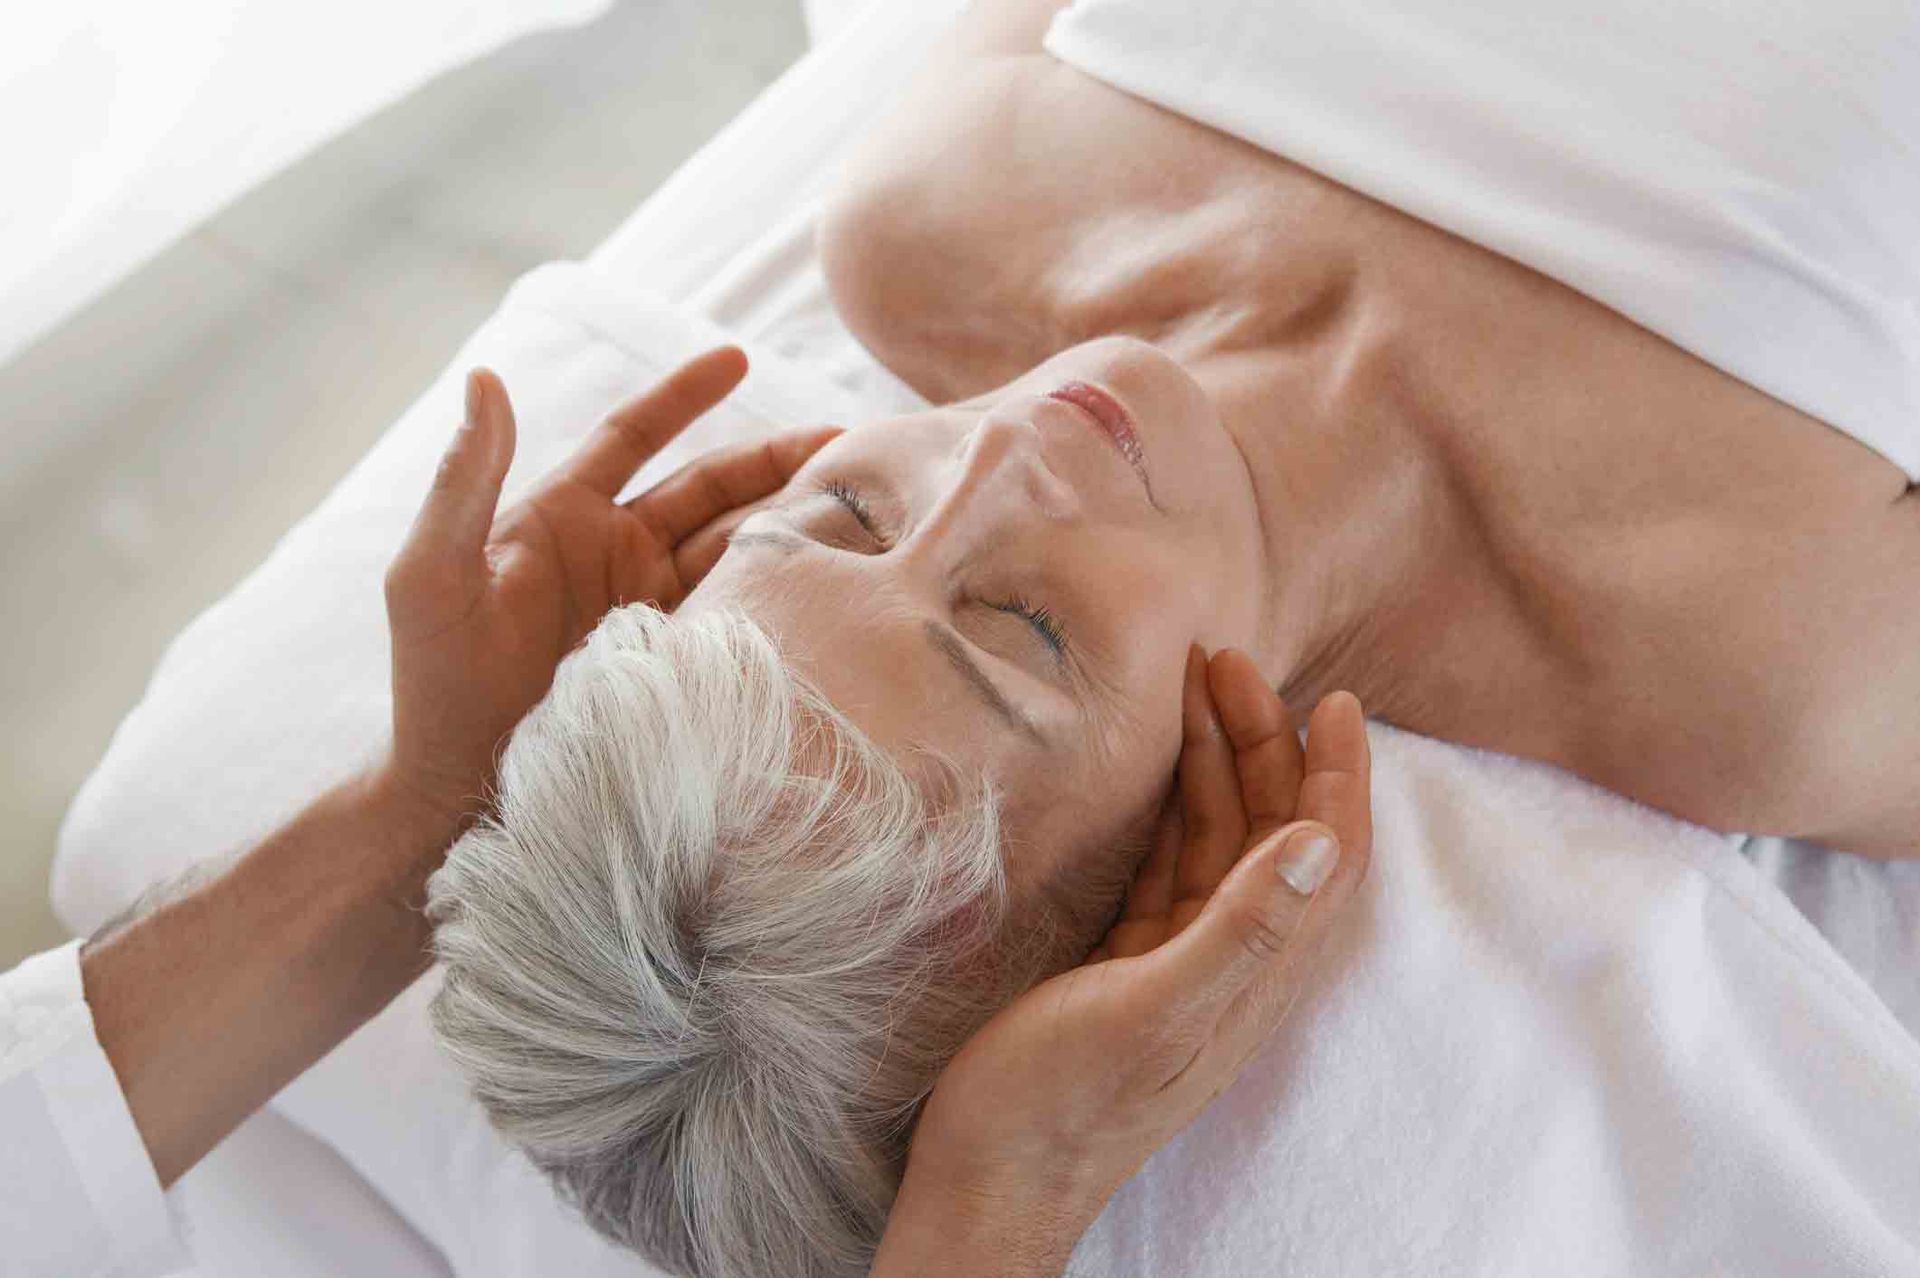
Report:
0,940,189,1278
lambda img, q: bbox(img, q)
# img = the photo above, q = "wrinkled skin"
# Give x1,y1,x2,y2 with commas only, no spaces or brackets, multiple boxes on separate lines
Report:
683,337,1268,889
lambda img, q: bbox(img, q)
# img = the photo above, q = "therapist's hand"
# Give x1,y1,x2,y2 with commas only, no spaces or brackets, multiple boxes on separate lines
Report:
382,347,837,823
84,349,836,1191
874,648,1372,1276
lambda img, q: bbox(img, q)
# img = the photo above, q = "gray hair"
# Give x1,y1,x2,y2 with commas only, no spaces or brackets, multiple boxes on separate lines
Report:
426,603,1103,1277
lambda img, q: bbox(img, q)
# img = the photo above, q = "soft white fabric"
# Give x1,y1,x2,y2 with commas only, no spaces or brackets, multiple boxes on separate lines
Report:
1069,731,1920,1276
0,941,186,1278
159,1109,450,1278
1742,836,1920,1040
49,0,1920,1273
0,951,434,1278
1045,0,1920,482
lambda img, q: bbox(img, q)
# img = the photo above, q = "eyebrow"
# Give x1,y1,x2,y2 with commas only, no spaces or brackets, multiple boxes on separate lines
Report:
725,527,808,555
726,525,1046,744
923,620,1047,745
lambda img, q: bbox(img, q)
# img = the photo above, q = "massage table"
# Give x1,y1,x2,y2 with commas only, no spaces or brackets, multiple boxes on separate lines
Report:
51,1,1920,1274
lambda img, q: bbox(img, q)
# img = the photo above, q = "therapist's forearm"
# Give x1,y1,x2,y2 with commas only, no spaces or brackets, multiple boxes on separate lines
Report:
79,767,461,1187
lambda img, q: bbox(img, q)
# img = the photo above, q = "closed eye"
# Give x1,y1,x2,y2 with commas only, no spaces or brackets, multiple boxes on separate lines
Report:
821,478,886,543
818,477,1073,659
995,594,1068,656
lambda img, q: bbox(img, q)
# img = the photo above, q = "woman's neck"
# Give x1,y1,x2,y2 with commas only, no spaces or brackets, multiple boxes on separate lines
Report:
1176,288,1570,750
1183,331,1424,715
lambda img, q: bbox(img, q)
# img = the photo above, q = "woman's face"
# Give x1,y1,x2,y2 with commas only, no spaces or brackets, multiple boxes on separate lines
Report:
683,337,1269,883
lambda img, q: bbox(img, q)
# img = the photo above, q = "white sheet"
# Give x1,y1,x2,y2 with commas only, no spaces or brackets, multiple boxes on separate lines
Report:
167,1110,451,1278
52,0,1920,1273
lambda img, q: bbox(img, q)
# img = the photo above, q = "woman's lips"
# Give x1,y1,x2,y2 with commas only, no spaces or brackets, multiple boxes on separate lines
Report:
1046,380,1152,495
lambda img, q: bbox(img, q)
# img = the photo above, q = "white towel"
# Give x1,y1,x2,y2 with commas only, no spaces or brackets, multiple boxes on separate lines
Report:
52,264,1920,1275
1070,724,1920,1276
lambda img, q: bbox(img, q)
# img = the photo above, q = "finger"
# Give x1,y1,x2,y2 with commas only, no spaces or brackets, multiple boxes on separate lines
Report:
1095,798,1184,958
1133,818,1353,1084
1171,645,1250,923
1116,791,1182,924
1193,694,1372,1072
390,368,516,603
670,506,752,593
1207,649,1304,846
667,496,776,593
638,424,841,546
1121,699,1372,1098
557,346,749,497
1294,691,1373,876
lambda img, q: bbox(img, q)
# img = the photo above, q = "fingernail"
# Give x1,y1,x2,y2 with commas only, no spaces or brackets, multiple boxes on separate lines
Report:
1276,827,1338,895
464,370,483,424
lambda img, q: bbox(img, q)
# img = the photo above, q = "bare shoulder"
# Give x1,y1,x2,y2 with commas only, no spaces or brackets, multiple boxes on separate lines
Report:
1565,491,1920,861
1789,493,1920,858
818,0,1113,398
819,0,1275,397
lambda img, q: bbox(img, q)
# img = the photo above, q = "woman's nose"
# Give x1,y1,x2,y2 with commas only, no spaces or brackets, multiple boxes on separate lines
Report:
899,410,1077,568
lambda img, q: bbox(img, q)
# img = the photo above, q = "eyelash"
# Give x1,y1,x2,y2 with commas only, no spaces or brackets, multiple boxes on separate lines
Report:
818,478,1069,655
821,479,882,538
998,593,1069,654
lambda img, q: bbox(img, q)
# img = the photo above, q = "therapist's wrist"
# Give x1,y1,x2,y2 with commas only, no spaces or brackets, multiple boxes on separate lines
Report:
873,1165,1093,1278
872,1110,1108,1278
369,751,480,828
360,762,475,879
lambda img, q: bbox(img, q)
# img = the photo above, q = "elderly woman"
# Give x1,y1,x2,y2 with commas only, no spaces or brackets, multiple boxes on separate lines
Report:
424,0,1919,1274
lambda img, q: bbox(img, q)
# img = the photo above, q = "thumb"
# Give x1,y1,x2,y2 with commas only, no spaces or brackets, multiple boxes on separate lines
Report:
1139,821,1349,1051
